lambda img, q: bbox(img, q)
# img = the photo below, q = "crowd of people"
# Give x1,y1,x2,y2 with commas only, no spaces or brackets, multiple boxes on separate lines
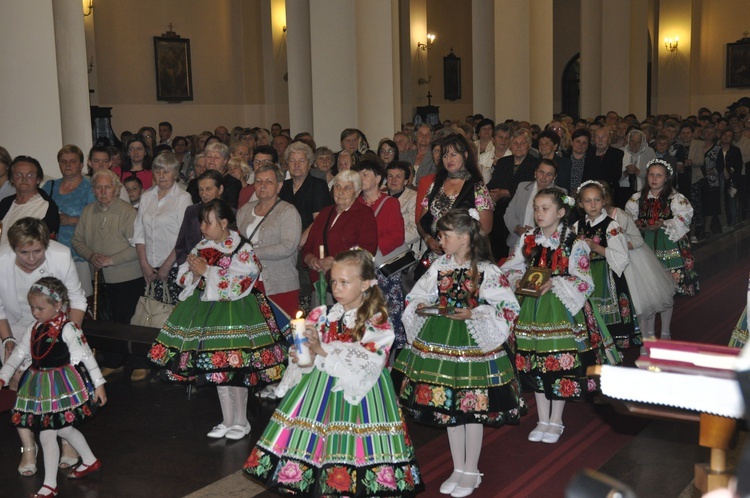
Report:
0,104,745,497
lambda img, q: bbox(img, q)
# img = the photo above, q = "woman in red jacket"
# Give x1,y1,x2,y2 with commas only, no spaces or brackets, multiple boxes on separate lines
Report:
302,170,378,306
354,158,407,351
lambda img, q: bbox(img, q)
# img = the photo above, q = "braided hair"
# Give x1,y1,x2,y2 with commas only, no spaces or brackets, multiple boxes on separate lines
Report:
436,209,492,303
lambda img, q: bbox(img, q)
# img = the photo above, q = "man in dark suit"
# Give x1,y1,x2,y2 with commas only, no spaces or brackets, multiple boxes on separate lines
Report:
585,125,624,192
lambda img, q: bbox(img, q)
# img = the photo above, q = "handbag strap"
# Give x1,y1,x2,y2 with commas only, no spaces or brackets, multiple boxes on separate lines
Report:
146,278,171,303
247,198,282,241
321,206,337,257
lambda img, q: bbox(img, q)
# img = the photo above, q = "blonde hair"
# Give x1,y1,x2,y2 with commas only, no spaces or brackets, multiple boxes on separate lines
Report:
333,249,388,341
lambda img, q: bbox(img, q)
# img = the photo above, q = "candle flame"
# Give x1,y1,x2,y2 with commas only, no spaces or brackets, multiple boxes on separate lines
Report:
296,310,303,319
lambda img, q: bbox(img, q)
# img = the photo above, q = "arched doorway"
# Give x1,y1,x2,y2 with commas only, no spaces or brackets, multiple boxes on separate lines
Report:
562,53,580,118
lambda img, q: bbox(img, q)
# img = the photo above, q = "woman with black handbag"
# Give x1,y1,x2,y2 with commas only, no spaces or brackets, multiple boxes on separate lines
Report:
415,133,494,280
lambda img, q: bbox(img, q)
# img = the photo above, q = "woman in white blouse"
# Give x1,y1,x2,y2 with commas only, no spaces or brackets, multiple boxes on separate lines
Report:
132,153,192,304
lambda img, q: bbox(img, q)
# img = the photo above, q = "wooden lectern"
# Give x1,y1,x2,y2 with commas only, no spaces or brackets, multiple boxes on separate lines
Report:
589,341,744,493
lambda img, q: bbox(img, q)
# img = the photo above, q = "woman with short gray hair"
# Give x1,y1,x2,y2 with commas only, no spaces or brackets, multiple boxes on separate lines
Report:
132,152,192,305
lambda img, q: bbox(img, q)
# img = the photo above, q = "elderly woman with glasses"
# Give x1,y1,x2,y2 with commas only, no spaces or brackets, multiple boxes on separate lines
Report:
132,153,192,305
301,170,378,305
238,163,302,316
0,156,60,246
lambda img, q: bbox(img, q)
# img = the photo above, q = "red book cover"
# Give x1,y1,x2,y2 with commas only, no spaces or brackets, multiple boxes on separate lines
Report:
636,339,739,379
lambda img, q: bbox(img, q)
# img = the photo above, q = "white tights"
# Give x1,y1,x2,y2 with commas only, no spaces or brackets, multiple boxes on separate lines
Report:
216,386,249,428
444,423,484,488
535,392,565,425
640,305,674,341
39,426,96,491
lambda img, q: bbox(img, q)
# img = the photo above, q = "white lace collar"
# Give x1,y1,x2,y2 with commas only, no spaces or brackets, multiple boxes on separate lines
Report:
326,303,358,328
535,224,564,249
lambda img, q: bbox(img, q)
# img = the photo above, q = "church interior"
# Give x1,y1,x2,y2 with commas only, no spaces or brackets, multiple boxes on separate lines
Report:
1,1,750,497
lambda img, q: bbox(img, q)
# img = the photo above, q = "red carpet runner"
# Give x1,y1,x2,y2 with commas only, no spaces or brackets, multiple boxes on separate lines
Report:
413,255,749,497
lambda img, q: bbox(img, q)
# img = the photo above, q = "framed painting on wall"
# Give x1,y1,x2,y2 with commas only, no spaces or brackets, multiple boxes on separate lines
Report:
154,36,193,102
726,39,750,88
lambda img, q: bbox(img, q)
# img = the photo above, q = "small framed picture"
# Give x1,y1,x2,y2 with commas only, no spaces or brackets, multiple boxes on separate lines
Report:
726,39,750,88
153,36,193,102
516,267,552,297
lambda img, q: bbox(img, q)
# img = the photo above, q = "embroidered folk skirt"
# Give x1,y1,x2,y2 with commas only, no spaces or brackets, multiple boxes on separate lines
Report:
12,364,98,431
514,292,621,401
589,259,639,350
394,316,525,427
730,306,748,349
643,230,699,297
148,289,288,388
244,368,423,497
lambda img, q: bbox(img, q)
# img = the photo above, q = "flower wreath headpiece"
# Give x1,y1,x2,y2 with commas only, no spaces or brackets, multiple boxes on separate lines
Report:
647,158,673,177
561,194,576,207
577,179,605,194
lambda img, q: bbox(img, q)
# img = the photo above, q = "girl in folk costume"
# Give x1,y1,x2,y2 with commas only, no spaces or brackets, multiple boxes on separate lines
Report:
604,186,676,348
625,159,699,340
395,208,523,498
502,188,620,445
244,248,422,497
0,277,106,498
148,199,287,441
573,180,639,349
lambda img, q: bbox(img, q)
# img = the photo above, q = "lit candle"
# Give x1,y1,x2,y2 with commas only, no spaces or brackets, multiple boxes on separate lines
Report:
319,245,325,260
291,311,312,367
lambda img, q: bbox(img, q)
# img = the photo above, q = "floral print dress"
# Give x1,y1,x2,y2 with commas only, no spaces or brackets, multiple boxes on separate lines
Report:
625,191,699,296
502,225,621,401
573,212,639,349
0,311,105,430
148,231,288,387
244,304,423,497
394,255,525,427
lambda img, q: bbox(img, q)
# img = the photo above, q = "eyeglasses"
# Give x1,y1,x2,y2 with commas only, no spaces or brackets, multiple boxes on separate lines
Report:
128,147,145,152
12,172,36,180
380,148,395,155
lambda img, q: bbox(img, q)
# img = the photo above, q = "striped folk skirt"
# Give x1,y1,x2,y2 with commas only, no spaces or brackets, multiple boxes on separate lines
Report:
244,368,423,497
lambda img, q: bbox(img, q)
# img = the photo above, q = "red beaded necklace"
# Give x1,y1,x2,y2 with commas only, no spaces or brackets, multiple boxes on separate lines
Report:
31,311,66,361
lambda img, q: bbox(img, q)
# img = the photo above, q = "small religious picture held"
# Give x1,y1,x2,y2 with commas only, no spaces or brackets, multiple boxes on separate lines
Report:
516,267,552,297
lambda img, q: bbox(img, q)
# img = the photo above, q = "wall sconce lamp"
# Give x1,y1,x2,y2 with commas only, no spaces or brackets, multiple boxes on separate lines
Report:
83,0,93,17
418,33,435,52
664,37,679,52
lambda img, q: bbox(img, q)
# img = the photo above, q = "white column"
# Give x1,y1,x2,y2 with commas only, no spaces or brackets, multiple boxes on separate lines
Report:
0,2,63,166
601,1,631,115
529,0,554,126
355,0,400,141
285,0,313,135
52,0,92,153
472,0,495,118
310,0,357,149
494,0,530,120
579,0,602,119
629,0,649,119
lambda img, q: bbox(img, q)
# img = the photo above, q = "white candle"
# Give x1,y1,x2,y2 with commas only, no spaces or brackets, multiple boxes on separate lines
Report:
291,311,312,367
319,245,325,260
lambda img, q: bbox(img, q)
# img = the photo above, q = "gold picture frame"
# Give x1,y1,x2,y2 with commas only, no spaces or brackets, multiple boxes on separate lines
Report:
516,267,552,297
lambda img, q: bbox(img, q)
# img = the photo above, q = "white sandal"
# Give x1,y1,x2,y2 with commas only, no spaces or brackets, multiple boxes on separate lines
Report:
18,444,38,477
528,421,549,442
542,423,565,443
451,471,483,497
